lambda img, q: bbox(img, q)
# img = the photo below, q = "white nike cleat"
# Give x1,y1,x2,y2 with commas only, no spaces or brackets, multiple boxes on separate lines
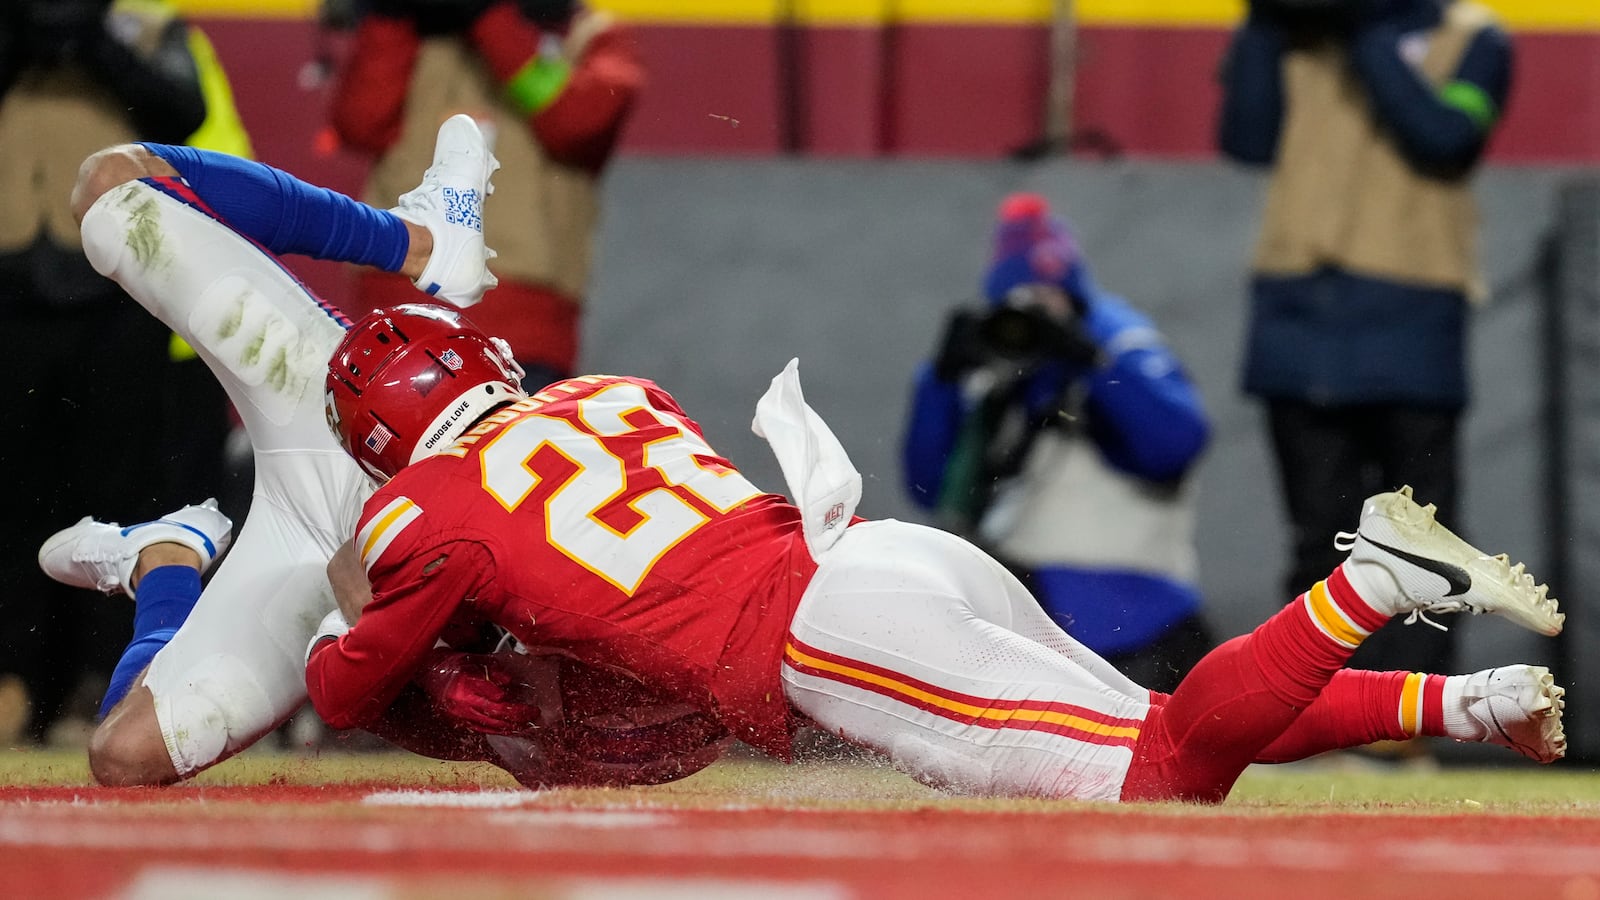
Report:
1458,665,1566,764
1336,485,1564,636
391,113,501,308
37,499,233,600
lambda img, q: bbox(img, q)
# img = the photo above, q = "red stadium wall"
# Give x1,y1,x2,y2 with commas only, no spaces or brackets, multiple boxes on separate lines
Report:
620,24,787,154
1071,26,1233,161
882,25,1053,156
794,26,886,156
184,4,1600,176
1492,32,1600,162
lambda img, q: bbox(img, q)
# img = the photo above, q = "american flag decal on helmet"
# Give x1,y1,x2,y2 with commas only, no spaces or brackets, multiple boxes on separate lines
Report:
365,423,393,453
439,349,464,371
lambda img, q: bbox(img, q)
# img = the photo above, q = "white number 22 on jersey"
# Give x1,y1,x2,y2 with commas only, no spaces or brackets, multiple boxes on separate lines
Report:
479,382,761,594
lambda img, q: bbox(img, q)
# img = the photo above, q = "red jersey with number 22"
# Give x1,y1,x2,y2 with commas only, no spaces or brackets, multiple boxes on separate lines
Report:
306,376,816,757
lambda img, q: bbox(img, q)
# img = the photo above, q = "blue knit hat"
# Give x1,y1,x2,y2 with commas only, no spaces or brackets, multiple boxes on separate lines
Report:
981,193,1089,305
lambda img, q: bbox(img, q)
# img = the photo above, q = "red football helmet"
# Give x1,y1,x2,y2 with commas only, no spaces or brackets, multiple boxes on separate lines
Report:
326,304,526,480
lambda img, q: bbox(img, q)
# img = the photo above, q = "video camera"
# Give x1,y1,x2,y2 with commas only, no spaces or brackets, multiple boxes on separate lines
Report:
935,286,1100,381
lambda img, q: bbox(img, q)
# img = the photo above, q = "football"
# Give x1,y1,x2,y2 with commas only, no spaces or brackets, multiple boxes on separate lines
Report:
485,650,733,789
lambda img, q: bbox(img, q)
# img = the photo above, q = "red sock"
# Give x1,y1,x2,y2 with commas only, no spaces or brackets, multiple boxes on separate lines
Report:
1251,566,1390,707
1253,670,1421,762
1120,570,1391,803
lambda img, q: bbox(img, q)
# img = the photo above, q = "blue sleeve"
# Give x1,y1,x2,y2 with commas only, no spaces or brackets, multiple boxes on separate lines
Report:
901,362,966,509
1217,19,1288,166
1077,297,1211,482
140,143,410,271
1349,23,1513,171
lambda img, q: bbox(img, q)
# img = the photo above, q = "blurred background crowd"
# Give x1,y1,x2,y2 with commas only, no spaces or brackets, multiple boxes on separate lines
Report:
1,0,1596,767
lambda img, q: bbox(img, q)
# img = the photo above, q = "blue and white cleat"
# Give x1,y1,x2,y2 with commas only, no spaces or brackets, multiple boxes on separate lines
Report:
37,499,233,600
391,113,501,308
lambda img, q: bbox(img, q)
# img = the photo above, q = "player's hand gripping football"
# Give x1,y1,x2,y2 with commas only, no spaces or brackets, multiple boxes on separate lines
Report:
413,648,542,735
478,650,734,789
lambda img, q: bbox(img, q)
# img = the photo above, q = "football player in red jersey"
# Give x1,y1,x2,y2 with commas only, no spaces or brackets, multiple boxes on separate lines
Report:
313,304,1569,802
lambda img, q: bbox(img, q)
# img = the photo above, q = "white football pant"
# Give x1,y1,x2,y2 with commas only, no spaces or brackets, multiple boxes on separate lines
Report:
80,179,371,775
782,520,1154,801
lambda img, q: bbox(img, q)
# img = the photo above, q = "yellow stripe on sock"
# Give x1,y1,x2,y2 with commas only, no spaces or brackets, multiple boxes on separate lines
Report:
1399,672,1426,735
1305,580,1367,648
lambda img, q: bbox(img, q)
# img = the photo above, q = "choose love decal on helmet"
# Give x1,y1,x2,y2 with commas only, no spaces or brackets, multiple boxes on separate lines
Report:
326,303,526,480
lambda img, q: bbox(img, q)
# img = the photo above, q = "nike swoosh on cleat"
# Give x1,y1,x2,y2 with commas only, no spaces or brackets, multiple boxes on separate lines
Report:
1363,536,1473,597
1486,702,1537,761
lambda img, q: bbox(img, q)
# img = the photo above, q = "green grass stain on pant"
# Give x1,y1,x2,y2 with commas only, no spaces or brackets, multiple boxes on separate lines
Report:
119,193,172,273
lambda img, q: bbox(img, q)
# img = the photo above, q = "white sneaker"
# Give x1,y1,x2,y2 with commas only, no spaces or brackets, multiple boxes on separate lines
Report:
1336,486,1564,636
391,113,501,308
37,499,233,600
1458,665,1566,764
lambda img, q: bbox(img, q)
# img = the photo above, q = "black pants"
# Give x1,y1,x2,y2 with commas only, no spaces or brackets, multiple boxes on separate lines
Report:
1266,399,1460,675
0,303,230,740
1104,614,1214,696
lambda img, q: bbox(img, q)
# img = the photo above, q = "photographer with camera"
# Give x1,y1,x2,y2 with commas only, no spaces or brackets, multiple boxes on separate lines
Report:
901,194,1213,693
1218,0,1512,701
0,0,246,745
328,0,643,390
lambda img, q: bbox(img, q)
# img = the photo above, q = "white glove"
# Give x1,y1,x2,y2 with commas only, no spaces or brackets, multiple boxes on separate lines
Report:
304,608,351,666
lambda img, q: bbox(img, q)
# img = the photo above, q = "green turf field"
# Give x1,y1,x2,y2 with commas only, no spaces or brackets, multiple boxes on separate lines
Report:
5,746,1598,815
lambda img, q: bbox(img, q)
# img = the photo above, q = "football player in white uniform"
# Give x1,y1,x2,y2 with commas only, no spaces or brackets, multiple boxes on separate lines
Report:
40,116,498,785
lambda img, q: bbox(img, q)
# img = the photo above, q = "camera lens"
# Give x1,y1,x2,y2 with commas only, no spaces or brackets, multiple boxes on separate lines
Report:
977,307,1046,360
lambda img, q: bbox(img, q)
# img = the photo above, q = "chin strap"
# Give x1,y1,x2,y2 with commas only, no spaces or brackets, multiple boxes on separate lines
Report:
489,335,527,386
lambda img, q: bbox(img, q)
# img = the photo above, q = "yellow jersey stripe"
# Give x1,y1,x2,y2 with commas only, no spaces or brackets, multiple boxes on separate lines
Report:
358,497,422,574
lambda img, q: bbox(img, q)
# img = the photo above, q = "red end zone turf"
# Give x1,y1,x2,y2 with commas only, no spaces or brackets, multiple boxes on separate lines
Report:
4,783,1600,899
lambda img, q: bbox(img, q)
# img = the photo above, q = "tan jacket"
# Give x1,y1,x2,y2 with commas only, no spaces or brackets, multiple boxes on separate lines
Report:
0,70,136,251
1253,1,1495,299
363,36,600,302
